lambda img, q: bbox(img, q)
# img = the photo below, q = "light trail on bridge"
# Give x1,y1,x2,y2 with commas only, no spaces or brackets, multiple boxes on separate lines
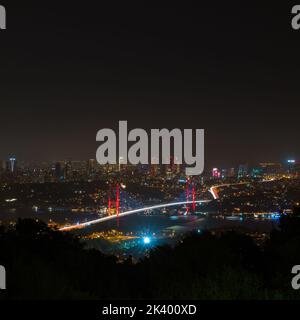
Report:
208,179,280,200
59,199,211,231
209,182,249,200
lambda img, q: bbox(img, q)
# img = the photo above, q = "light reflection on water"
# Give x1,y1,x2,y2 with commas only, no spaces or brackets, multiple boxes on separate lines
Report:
0,209,279,235
0,209,279,258
78,213,279,258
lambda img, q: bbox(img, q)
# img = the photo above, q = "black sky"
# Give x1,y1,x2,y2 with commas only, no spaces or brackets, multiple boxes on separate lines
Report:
0,1,299,167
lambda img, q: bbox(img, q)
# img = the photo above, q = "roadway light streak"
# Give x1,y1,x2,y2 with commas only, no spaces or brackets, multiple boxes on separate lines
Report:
59,200,211,231
209,187,219,200
209,182,250,200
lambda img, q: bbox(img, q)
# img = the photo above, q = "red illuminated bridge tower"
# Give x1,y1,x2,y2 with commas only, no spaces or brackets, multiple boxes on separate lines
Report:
186,178,197,214
107,183,121,225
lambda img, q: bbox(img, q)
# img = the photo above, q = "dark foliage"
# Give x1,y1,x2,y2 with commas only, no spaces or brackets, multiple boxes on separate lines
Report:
0,217,300,300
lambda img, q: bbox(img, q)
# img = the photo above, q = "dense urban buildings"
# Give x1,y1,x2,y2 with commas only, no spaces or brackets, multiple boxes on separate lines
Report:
0,156,300,260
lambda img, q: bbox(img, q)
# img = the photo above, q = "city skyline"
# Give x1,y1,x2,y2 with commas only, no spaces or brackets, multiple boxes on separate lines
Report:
0,154,298,169
0,3,299,166
0,153,298,168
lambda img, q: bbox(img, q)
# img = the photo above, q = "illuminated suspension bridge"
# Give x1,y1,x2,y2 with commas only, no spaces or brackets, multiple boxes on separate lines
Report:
60,180,211,232
60,179,282,232
59,199,211,231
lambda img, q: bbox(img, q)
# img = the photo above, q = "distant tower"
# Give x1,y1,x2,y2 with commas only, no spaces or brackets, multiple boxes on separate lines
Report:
6,156,17,173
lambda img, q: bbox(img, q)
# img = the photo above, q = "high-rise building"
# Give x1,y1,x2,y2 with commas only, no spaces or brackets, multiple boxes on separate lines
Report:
286,159,296,174
238,164,248,178
227,168,235,177
54,162,63,180
87,159,96,176
6,156,17,173
251,167,264,178
64,161,72,180
221,169,230,179
212,168,221,178
219,167,235,178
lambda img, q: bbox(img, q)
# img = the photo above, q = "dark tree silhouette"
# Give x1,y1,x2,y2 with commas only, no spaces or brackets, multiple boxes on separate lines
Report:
0,217,299,299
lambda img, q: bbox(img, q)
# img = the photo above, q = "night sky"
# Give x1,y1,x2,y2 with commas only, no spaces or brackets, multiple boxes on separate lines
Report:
0,2,299,167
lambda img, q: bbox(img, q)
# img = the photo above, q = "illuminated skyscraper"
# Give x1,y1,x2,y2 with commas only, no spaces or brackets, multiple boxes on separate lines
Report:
212,168,221,178
238,164,248,178
287,159,296,173
6,156,17,173
251,167,264,178
221,169,227,179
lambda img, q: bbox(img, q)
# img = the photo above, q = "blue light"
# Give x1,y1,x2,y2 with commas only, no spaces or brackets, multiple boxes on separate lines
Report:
143,237,151,244
287,159,296,163
270,213,281,220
